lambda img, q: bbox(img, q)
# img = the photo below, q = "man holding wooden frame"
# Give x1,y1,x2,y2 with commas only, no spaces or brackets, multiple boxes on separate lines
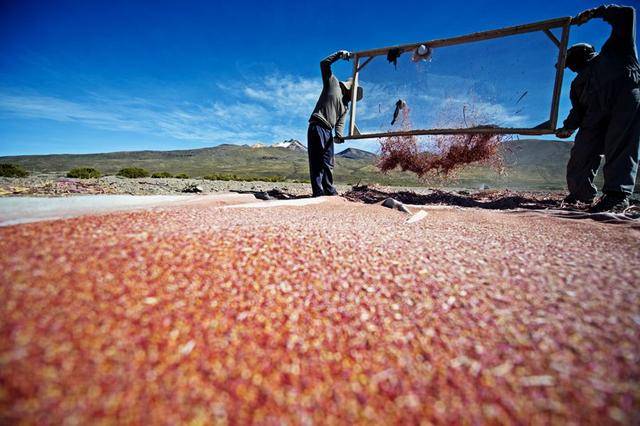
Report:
556,4,640,212
307,50,363,197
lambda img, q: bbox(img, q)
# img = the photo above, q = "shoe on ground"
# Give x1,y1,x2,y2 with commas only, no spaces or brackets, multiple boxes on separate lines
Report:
561,194,594,207
588,193,630,213
254,191,271,200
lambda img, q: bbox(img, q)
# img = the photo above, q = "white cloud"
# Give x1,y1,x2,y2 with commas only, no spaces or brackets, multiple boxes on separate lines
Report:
241,75,321,116
0,70,529,152
0,74,323,146
0,94,133,129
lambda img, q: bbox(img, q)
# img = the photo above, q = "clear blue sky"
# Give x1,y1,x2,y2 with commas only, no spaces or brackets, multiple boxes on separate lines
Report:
0,0,638,155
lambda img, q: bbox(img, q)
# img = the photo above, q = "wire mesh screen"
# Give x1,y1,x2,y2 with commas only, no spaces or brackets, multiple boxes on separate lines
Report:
352,26,566,136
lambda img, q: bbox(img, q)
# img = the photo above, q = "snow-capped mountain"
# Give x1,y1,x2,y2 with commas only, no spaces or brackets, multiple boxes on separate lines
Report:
271,139,307,151
249,140,306,151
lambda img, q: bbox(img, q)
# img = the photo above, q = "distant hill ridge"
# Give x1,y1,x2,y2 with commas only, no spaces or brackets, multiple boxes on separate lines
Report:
336,148,377,160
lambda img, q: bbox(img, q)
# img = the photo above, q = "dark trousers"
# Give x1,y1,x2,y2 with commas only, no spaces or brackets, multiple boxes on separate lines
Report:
307,123,337,196
567,127,605,201
567,80,640,198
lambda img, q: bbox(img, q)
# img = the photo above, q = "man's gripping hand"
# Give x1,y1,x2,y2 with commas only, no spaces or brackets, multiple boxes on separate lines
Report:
572,8,597,26
555,127,575,139
338,50,353,60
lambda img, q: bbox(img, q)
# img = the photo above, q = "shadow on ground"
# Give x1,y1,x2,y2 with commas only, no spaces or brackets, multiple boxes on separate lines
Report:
230,188,312,201
342,185,565,210
229,186,640,225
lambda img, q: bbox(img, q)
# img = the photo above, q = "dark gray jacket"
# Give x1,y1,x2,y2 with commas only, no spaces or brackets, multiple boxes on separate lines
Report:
563,69,591,130
309,52,349,138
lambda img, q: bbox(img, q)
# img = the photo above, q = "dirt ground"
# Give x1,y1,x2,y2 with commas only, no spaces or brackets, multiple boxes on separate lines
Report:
1,197,639,424
0,174,349,197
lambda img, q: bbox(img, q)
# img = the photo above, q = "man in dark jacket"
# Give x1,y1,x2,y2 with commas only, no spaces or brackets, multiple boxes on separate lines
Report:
307,50,363,197
556,4,640,212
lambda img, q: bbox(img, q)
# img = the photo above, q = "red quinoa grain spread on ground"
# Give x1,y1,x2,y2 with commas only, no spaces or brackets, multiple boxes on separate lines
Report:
1,199,639,423
378,107,505,177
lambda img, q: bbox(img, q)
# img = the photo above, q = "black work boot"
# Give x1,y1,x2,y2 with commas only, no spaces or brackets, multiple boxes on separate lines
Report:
561,193,595,208
588,192,630,213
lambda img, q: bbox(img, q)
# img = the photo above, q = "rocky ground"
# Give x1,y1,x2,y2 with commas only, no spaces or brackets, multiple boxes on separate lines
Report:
0,173,570,198
1,197,638,424
0,173,569,203
4,174,640,225
0,174,327,197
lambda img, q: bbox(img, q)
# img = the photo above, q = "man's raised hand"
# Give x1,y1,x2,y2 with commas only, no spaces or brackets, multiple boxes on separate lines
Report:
338,50,353,60
572,8,596,26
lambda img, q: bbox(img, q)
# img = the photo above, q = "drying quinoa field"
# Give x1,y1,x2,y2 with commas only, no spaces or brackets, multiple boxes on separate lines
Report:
1,196,639,424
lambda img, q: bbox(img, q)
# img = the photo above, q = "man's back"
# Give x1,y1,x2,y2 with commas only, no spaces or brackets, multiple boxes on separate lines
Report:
310,74,346,133
309,51,349,139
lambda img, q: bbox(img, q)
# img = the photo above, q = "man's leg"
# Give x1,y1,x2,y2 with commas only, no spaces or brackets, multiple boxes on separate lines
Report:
322,135,337,195
307,124,326,197
566,127,605,202
602,84,640,197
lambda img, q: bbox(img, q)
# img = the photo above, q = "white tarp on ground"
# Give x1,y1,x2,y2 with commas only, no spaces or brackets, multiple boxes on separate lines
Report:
224,197,327,209
0,194,250,226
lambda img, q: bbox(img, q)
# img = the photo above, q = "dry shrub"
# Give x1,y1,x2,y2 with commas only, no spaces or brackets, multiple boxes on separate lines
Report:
67,167,101,179
0,163,29,177
117,167,150,178
377,107,505,179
